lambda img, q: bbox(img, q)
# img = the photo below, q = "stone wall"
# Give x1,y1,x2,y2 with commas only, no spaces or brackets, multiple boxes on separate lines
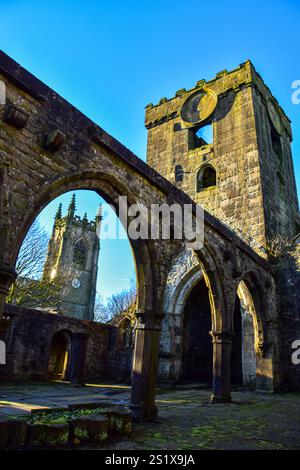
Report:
0,304,132,382
274,242,300,391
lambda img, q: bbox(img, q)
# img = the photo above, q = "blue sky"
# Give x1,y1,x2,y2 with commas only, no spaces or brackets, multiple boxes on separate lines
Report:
1,0,299,299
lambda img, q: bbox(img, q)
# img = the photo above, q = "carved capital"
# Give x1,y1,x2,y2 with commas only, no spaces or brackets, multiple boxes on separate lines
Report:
135,308,163,331
210,330,233,344
255,340,272,357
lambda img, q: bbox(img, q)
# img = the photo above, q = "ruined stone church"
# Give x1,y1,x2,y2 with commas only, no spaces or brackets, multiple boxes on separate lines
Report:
0,53,299,420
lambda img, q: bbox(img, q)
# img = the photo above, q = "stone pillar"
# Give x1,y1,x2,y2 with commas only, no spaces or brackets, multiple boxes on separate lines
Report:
0,266,16,319
255,341,276,392
210,330,233,403
69,332,88,386
130,309,162,422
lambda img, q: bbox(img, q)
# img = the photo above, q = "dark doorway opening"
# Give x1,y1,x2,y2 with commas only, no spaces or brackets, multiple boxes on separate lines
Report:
48,331,70,380
182,278,212,384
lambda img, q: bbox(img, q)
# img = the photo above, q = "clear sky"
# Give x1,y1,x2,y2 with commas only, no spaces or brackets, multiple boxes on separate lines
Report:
1,0,299,299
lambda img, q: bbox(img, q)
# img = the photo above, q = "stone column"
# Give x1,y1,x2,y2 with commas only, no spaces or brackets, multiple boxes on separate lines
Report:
255,341,276,392
210,330,233,403
130,309,162,422
69,332,88,386
0,266,16,319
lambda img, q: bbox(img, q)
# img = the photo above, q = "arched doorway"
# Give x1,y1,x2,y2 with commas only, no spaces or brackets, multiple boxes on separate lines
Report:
181,277,212,384
231,280,259,389
161,248,221,386
48,331,71,380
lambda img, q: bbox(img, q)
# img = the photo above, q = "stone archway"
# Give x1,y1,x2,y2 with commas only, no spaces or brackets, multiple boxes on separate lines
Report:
160,247,225,386
160,249,202,381
11,172,156,317
48,330,71,380
8,173,161,421
235,280,258,389
234,273,276,392
160,245,234,402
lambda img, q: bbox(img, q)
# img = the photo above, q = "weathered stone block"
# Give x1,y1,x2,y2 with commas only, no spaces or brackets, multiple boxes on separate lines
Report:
71,415,109,444
106,406,132,435
3,103,29,129
27,422,69,448
0,417,27,450
43,129,66,152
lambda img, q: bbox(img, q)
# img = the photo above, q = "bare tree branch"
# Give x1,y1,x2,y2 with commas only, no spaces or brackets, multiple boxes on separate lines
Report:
94,279,136,323
7,220,69,308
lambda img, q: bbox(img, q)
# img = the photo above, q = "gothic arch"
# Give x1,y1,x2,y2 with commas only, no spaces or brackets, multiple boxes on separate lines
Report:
12,170,157,314
233,270,277,391
195,244,228,332
162,248,201,317
159,246,227,381
162,244,228,331
237,271,267,350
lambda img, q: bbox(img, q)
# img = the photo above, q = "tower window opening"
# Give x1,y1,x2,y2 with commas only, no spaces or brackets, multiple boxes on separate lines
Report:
73,239,87,270
175,164,184,182
197,164,216,192
189,123,213,150
270,123,283,161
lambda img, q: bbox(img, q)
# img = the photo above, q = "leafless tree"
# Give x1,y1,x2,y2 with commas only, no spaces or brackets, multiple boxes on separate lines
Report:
107,280,136,316
94,279,136,323
7,220,65,308
94,294,110,323
15,219,49,280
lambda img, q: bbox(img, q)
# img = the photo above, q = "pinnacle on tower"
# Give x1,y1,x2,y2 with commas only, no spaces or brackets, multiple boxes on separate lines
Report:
55,203,62,221
95,204,102,237
95,204,102,224
67,193,76,220
82,212,88,225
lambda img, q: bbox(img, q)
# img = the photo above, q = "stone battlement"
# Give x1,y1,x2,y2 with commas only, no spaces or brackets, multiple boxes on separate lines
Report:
145,60,292,138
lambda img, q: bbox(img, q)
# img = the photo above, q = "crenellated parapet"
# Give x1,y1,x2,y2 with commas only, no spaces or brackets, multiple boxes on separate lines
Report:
145,61,291,138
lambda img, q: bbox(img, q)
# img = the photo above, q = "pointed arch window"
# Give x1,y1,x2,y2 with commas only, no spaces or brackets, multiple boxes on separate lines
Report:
197,164,216,192
73,239,87,270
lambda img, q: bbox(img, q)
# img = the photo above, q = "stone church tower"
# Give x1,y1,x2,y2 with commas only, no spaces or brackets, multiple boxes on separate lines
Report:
43,194,101,321
145,60,299,253
146,61,300,388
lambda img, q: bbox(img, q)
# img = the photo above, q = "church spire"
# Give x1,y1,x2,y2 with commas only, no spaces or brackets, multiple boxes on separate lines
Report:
67,193,76,220
55,203,62,221
95,204,102,224
95,204,102,237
